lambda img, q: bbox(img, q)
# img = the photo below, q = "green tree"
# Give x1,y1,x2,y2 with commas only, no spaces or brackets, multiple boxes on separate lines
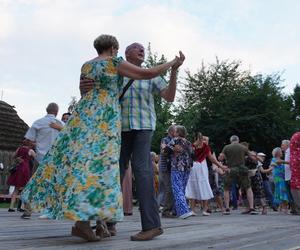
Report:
144,43,174,153
292,84,300,119
175,59,296,155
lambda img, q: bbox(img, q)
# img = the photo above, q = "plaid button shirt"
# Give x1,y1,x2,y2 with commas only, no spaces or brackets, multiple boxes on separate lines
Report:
120,77,167,131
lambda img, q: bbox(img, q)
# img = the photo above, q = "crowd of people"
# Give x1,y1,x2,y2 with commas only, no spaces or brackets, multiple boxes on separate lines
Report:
5,34,185,243
138,127,300,220
4,33,300,245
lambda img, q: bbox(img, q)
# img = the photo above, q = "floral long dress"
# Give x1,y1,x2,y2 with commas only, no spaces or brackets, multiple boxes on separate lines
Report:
271,158,290,205
21,57,124,222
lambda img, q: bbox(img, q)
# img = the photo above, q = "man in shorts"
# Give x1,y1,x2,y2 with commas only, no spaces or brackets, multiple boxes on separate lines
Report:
219,135,258,215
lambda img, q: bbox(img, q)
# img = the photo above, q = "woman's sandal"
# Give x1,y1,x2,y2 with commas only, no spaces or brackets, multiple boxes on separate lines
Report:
95,221,111,238
71,221,100,242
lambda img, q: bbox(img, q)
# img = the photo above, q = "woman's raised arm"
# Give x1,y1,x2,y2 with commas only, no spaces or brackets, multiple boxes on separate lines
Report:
117,51,184,80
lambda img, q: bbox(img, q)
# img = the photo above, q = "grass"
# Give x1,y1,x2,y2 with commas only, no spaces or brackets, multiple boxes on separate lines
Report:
0,202,10,208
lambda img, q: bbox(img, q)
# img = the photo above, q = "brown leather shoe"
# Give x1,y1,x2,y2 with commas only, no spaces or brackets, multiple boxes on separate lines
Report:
130,228,163,241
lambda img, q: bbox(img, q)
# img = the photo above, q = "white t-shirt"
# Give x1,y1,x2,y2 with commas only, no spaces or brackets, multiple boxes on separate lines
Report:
25,114,62,162
284,147,291,181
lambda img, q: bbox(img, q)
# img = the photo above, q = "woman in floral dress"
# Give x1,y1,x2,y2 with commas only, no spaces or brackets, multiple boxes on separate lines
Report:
271,147,290,213
21,34,183,241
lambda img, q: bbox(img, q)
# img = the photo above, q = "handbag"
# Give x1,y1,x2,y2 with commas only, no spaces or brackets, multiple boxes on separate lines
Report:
9,148,21,174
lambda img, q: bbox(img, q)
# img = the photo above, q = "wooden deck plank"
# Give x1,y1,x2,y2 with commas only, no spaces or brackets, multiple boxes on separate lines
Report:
0,207,300,250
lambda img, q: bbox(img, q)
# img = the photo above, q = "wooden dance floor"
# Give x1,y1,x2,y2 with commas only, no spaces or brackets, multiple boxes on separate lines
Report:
0,207,300,250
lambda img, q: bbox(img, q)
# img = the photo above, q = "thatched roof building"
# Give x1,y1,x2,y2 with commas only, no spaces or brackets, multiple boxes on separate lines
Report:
0,101,29,151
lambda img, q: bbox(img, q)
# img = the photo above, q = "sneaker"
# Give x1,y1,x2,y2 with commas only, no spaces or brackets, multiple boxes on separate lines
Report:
222,208,230,215
38,214,49,220
250,208,259,215
162,212,177,218
179,211,194,219
124,212,133,216
17,208,25,212
21,213,31,219
8,208,15,212
191,211,197,216
202,211,210,216
130,228,163,241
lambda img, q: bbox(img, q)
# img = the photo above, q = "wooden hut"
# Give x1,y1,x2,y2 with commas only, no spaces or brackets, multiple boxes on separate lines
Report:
0,101,28,193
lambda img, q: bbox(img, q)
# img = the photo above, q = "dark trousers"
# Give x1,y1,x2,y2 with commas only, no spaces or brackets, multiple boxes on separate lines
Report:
120,130,161,231
263,180,275,207
160,170,175,215
231,183,238,208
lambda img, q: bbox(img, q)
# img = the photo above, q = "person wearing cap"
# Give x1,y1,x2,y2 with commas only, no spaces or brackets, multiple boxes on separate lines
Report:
80,42,185,241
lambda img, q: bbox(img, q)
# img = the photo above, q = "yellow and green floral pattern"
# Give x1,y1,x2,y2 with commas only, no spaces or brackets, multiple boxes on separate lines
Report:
21,57,124,222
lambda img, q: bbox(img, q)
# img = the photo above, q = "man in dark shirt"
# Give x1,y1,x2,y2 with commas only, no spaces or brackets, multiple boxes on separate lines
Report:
219,135,257,214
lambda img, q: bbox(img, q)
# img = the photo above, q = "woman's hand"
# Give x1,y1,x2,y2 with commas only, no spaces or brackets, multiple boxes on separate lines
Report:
50,122,63,131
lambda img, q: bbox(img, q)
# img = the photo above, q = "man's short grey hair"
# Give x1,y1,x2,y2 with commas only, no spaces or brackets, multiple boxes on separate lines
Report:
46,103,59,114
281,140,290,146
230,135,239,143
167,125,176,134
272,147,282,157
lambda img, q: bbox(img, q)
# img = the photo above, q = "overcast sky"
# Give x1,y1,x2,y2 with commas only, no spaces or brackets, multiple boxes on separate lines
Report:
1,0,299,125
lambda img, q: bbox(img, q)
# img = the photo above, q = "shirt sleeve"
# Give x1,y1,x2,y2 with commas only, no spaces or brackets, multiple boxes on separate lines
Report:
112,56,124,67
151,76,168,94
221,146,227,155
285,149,290,162
25,125,37,141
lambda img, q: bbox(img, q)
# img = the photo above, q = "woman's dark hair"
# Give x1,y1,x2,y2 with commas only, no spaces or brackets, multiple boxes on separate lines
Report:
62,112,71,117
93,34,119,54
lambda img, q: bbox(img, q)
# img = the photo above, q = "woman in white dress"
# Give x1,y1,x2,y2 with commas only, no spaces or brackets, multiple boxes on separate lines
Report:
185,133,226,216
